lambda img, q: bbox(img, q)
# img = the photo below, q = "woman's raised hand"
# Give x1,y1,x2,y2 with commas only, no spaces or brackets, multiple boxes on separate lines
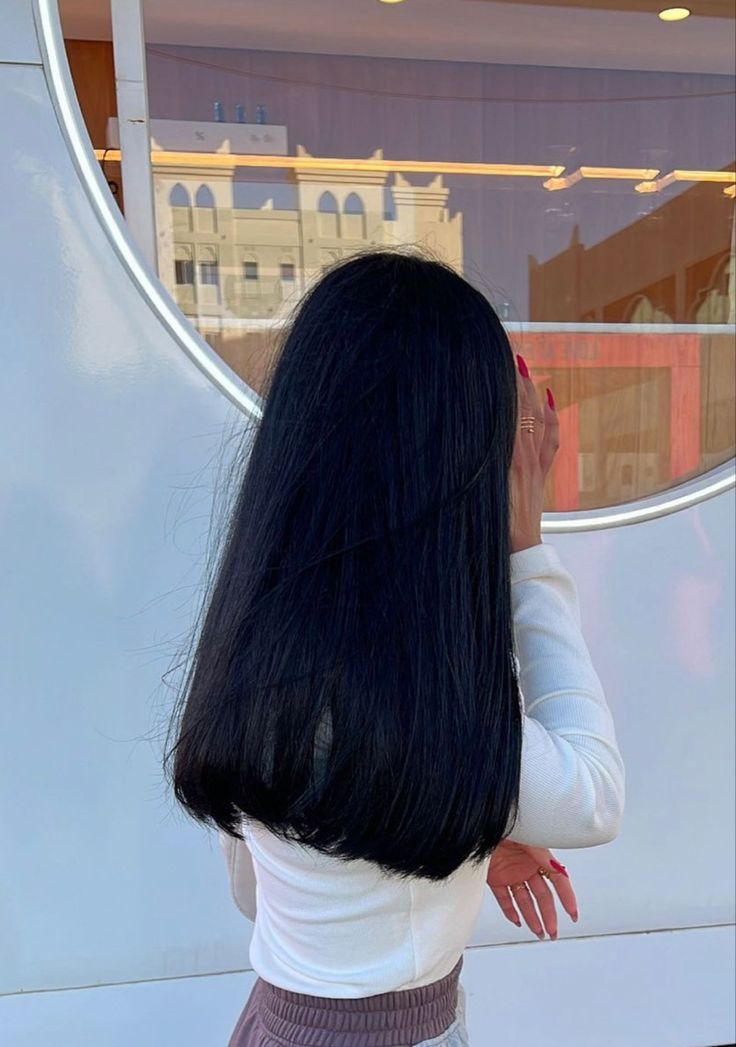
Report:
509,353,559,554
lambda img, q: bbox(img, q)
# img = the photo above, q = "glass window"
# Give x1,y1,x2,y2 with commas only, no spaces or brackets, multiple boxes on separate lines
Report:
69,0,734,511
175,257,194,285
199,260,219,286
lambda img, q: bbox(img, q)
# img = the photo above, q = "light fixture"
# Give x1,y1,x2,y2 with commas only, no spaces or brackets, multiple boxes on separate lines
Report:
94,149,564,180
635,169,736,192
378,0,407,4
93,149,735,196
658,7,691,21
545,167,660,190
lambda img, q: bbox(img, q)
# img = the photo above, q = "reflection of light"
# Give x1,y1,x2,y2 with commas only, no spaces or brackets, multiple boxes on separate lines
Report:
658,7,691,21
544,167,659,190
378,0,407,4
94,149,736,196
94,149,564,179
635,169,736,193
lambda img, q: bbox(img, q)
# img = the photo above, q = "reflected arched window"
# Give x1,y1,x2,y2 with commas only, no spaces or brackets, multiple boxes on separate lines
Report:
343,192,366,239
195,185,216,208
174,245,194,286
280,256,296,282
242,253,259,296
198,246,219,286
318,191,340,238
170,183,192,231
195,185,217,233
626,294,672,325
692,252,732,324
169,183,190,207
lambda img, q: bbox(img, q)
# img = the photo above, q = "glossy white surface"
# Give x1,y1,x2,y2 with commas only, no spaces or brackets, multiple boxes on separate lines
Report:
0,1,734,1042
0,0,40,64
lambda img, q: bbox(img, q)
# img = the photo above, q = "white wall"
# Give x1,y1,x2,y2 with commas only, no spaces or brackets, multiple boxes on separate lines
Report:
0,2,734,1044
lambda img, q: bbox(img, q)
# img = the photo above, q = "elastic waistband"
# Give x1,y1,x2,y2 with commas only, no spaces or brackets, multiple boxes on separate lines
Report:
257,955,464,1047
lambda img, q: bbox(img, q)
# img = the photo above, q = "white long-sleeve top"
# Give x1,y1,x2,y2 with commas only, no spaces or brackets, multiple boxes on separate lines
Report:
218,541,625,995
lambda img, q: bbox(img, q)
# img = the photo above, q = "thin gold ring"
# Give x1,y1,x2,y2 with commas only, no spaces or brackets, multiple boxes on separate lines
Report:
520,415,537,433
510,882,528,893
538,867,552,879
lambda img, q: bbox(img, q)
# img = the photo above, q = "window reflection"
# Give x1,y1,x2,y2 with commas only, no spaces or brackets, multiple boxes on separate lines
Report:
63,2,735,511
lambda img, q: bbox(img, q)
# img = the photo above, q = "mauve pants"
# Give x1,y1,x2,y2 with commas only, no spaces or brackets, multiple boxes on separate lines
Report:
226,954,470,1047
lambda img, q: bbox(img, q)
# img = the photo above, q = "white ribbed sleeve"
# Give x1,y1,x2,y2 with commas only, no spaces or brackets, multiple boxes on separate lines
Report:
504,542,626,848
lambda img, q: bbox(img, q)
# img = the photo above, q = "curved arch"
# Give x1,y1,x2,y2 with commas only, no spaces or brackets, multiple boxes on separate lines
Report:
343,192,365,215
317,191,340,238
280,256,296,282
625,294,673,325
174,244,194,286
318,191,338,214
194,184,216,209
169,183,190,207
33,0,735,526
690,252,732,324
343,192,366,239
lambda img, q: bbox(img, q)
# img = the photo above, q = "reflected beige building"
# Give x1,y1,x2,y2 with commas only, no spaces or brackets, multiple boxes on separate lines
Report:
153,145,463,333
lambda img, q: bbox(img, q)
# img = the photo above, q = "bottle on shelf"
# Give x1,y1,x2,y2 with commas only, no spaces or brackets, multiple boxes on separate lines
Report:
255,104,267,125
235,104,246,123
213,101,225,122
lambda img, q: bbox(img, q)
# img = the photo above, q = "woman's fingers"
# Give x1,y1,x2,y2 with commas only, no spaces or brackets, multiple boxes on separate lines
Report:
526,872,558,939
539,387,560,478
516,354,544,418
509,883,545,939
489,885,522,928
548,870,579,922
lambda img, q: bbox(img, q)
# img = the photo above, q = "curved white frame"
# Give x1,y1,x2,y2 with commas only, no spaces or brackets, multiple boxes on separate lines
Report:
33,0,735,531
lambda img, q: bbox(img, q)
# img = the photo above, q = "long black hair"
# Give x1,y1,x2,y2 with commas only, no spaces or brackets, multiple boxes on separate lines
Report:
165,248,523,882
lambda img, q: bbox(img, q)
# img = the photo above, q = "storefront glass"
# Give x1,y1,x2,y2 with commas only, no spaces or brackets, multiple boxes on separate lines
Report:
66,0,735,511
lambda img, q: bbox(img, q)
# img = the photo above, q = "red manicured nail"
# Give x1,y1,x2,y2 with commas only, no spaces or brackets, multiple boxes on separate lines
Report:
546,387,556,410
516,353,530,378
550,858,569,877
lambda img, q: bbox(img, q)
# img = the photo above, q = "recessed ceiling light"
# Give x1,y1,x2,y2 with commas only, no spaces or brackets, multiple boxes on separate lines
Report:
658,7,691,20
378,0,407,4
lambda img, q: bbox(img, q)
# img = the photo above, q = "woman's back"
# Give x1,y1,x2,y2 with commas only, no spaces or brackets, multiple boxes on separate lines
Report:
165,250,624,1041
219,540,625,997
242,817,488,996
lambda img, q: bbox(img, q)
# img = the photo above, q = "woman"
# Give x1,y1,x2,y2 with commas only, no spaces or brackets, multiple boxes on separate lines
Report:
165,249,625,1046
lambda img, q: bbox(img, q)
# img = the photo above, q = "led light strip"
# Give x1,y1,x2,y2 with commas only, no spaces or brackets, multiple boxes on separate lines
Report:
95,150,736,195
95,150,564,179
635,169,736,195
544,166,660,190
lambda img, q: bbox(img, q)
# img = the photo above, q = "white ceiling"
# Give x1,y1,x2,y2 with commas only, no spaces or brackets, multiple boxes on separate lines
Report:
59,0,736,74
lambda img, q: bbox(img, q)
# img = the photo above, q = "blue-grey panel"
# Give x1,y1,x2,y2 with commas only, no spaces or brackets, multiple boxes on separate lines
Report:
1,0,41,64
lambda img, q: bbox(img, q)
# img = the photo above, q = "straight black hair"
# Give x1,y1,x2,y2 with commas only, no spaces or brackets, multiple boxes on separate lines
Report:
165,248,523,882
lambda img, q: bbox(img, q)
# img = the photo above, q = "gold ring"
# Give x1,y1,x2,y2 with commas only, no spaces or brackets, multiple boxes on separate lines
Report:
520,415,536,433
538,867,552,879
510,882,527,893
